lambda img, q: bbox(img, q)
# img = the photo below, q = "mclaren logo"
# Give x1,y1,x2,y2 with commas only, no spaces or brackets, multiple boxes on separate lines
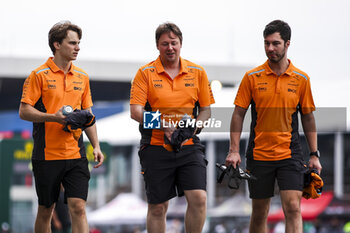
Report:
154,84,162,88
75,74,82,79
185,83,194,87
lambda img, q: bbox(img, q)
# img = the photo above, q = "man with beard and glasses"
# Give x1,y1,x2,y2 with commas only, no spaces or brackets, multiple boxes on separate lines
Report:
225,20,322,233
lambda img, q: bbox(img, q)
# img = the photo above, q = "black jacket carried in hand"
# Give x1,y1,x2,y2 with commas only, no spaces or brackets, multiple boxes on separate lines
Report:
63,109,96,141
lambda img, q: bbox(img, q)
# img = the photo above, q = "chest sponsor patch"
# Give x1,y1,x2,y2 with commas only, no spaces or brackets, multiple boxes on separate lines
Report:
185,83,194,87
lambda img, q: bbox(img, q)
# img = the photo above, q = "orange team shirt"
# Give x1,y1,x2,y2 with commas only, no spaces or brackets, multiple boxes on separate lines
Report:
21,57,93,160
234,60,315,161
130,56,215,146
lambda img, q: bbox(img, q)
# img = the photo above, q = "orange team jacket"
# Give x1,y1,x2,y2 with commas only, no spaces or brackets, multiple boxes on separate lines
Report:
130,56,215,146
21,57,93,160
234,60,315,161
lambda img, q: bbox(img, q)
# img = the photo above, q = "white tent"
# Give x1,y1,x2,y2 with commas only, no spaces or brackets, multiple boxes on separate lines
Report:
94,111,140,145
87,193,147,225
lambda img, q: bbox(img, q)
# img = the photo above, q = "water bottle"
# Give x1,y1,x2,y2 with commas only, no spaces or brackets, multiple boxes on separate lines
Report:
62,105,73,116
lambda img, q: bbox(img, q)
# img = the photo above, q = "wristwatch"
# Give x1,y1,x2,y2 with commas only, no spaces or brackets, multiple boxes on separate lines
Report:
310,150,320,158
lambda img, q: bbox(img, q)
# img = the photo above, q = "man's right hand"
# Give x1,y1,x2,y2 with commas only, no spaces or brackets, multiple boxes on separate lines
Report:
163,125,176,142
225,151,241,169
54,107,67,125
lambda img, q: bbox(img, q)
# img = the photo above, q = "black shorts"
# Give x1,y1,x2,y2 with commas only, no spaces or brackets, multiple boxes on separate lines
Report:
138,144,207,204
32,158,90,208
246,158,306,199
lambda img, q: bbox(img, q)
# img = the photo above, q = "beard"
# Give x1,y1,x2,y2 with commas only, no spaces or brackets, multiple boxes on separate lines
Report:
266,45,287,63
267,51,285,63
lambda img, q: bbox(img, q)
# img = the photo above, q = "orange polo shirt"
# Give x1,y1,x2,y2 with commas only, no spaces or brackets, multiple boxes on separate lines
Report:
130,56,215,145
235,60,315,161
21,57,93,160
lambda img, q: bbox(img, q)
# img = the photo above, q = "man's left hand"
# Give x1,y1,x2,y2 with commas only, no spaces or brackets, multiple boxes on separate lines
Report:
93,147,104,168
309,156,322,175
